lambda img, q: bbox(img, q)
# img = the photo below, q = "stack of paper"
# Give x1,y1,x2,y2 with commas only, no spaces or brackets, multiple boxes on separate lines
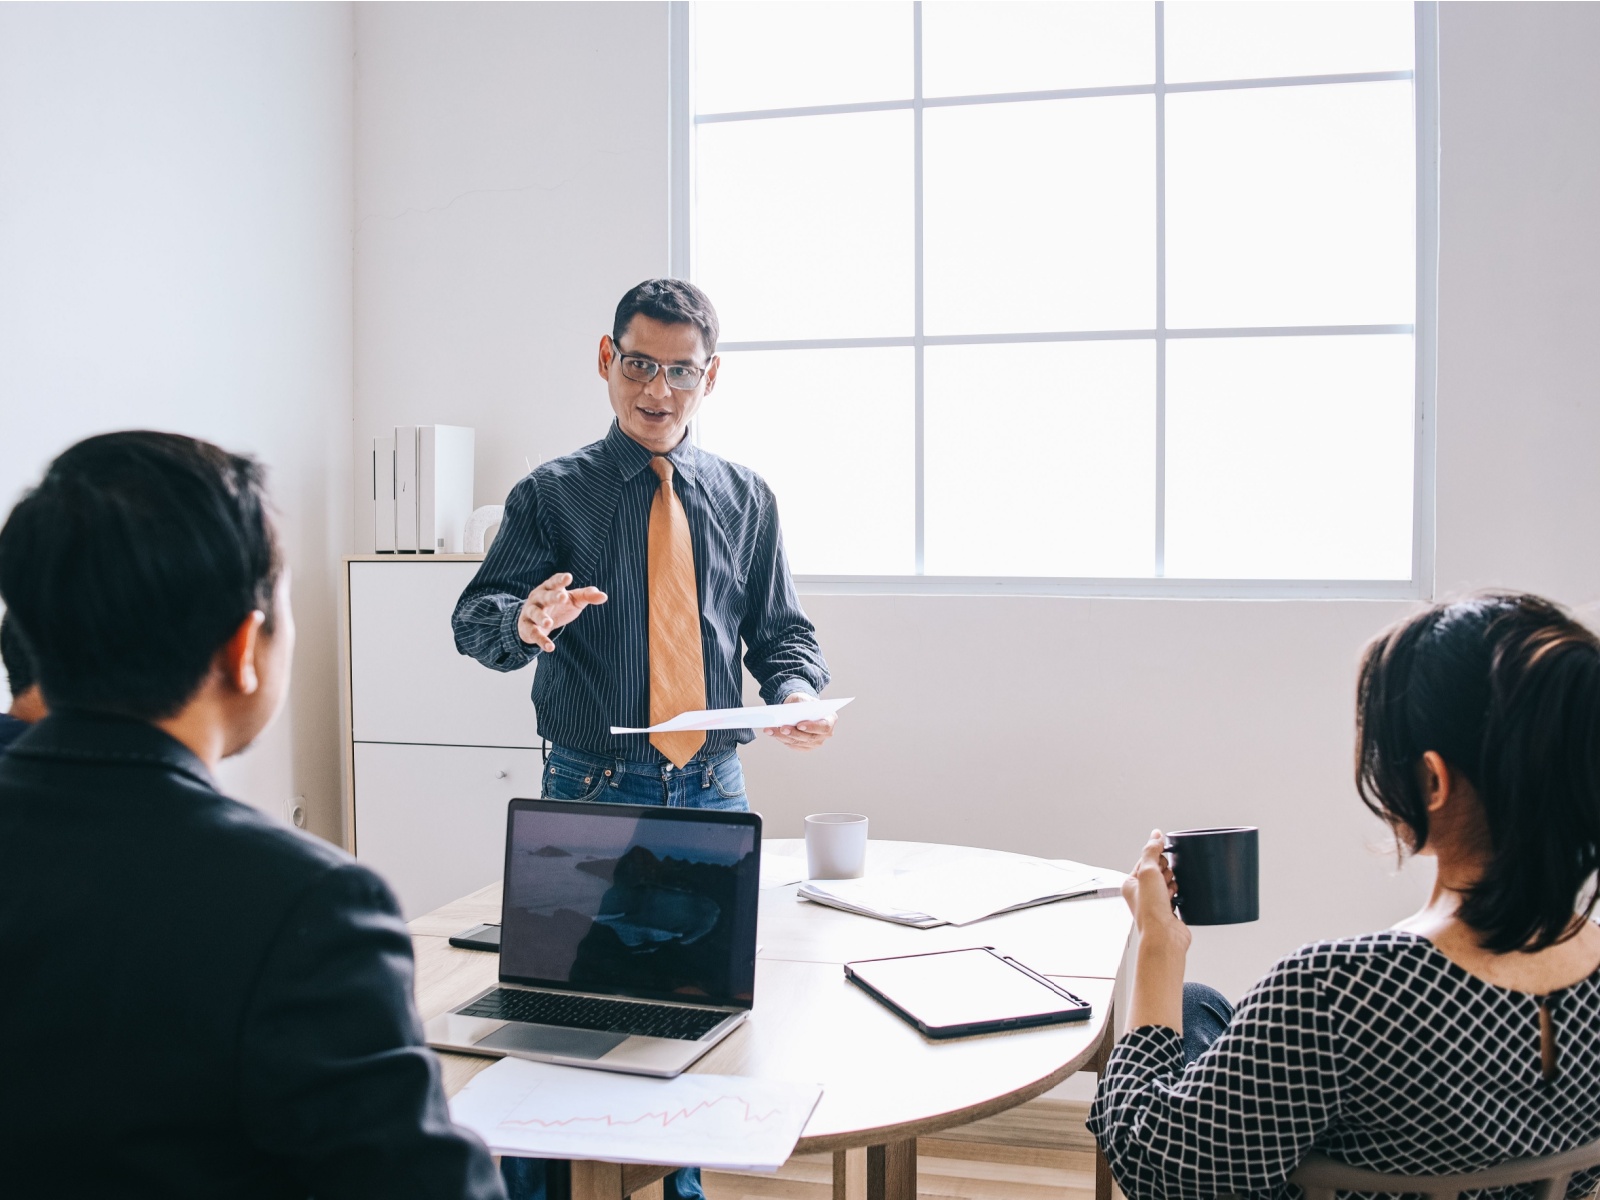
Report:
449,1057,822,1172
798,857,1123,928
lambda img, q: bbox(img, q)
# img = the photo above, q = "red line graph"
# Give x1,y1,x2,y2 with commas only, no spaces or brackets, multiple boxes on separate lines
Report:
501,1093,783,1131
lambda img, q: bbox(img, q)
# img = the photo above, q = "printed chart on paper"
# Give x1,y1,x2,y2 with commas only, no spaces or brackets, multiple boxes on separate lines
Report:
449,1057,822,1171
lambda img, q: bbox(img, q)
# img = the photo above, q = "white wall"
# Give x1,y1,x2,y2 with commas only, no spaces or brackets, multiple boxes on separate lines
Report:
0,2,355,842
354,0,671,537
1432,2,1600,603
352,1,1600,1000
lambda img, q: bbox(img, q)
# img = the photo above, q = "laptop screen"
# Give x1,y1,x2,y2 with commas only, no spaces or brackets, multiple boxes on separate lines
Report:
499,800,761,1007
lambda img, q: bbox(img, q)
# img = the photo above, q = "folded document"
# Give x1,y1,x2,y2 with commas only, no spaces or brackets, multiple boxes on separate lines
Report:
799,857,1123,928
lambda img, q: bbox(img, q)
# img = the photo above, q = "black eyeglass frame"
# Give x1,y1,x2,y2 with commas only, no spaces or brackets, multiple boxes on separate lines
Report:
611,343,713,392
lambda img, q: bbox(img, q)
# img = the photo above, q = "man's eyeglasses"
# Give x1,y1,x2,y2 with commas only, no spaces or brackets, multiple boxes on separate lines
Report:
614,349,709,391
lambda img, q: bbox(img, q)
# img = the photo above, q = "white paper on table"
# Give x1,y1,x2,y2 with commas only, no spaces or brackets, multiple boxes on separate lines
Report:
448,1057,822,1171
610,696,853,735
801,857,1123,928
795,877,943,928
759,855,807,889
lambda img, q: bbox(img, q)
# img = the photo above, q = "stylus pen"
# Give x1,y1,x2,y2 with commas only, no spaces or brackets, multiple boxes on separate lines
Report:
998,953,1081,1001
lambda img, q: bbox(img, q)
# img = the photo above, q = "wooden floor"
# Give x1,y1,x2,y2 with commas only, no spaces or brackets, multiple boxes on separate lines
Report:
702,1098,1116,1200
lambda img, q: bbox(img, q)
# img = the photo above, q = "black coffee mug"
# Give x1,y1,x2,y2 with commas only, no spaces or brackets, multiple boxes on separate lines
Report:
1164,826,1259,925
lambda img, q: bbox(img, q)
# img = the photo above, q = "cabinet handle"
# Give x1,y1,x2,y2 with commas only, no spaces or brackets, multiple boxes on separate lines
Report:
495,769,509,780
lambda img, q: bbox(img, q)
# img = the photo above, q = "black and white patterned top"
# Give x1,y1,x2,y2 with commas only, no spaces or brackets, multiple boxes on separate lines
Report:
1088,931,1600,1200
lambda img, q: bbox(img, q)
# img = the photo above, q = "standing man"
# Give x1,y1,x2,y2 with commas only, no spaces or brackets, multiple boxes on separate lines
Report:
453,278,836,801
452,279,834,1200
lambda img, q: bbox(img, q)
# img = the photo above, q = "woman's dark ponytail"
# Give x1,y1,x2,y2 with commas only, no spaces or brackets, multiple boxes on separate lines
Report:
1356,594,1600,952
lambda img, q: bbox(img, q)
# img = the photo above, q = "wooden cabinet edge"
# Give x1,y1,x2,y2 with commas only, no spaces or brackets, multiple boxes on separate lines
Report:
338,559,356,854
344,553,486,563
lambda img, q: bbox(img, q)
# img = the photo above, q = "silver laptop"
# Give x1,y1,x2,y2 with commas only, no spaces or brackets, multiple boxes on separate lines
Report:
425,797,760,1078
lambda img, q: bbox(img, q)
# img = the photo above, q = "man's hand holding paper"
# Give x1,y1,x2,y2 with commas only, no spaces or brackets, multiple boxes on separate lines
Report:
611,696,852,735
766,689,839,750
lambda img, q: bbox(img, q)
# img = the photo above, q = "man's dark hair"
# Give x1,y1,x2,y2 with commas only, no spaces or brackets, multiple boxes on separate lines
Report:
0,431,281,720
613,278,720,358
1356,593,1600,952
0,611,36,696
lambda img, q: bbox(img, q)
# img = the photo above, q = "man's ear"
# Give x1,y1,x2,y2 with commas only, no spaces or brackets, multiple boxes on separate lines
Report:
597,335,615,382
703,354,720,395
218,611,267,697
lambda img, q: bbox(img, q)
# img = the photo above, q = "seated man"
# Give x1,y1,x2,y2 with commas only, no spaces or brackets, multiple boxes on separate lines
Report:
0,611,46,752
0,431,504,1199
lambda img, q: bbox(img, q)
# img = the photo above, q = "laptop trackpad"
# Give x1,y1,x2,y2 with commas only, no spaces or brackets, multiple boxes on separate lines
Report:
477,1023,629,1060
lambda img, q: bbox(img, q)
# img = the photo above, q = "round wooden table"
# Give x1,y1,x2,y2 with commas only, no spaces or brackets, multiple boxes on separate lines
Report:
409,839,1133,1200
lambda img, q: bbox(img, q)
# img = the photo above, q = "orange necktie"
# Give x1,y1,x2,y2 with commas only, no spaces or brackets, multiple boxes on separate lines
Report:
648,456,707,767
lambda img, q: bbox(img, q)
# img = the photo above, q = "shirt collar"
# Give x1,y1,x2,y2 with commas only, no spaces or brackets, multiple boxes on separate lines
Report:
604,420,700,486
7,709,220,793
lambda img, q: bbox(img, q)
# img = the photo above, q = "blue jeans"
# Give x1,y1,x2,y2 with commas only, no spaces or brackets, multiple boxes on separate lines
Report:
540,744,749,812
499,745,749,1200
1182,981,1236,1064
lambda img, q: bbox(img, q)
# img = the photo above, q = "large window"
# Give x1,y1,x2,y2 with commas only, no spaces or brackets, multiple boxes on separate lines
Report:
671,2,1436,596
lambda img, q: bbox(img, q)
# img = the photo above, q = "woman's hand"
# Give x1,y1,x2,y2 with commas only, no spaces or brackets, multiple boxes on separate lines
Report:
1124,829,1191,1034
1123,830,1192,953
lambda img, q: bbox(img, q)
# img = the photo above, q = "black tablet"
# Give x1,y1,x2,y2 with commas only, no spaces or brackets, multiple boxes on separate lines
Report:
845,946,1092,1039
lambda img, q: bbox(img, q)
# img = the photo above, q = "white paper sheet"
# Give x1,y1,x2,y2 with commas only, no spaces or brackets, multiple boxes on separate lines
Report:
610,696,853,735
448,1057,822,1171
759,855,808,889
799,857,1124,927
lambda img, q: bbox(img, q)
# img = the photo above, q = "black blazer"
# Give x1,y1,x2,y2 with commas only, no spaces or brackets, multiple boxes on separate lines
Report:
0,712,505,1199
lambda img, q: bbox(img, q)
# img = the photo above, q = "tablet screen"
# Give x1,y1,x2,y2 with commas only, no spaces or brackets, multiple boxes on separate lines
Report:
848,948,1086,1032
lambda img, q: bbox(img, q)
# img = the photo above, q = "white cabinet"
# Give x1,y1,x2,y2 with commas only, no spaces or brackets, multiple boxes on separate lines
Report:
351,743,542,919
342,556,539,918
348,559,537,748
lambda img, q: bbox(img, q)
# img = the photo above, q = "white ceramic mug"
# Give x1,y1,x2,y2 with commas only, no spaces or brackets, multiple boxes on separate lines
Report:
805,813,868,880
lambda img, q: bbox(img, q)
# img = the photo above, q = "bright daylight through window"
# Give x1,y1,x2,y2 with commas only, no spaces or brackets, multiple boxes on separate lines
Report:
680,1,1432,591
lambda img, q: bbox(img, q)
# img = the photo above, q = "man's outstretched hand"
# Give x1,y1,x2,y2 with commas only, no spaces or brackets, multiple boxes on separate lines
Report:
518,572,607,652
765,691,837,751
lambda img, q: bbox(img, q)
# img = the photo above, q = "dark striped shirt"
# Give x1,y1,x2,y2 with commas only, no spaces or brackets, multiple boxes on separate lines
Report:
451,421,829,762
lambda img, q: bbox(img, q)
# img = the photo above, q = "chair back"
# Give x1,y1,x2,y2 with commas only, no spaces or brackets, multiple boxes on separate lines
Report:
1290,1138,1600,1200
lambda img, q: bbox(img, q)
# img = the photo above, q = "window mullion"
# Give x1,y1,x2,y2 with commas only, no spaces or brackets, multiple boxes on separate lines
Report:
913,1,926,575
1154,0,1168,579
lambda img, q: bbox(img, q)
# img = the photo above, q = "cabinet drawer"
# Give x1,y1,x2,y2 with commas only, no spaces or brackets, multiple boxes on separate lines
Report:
352,742,544,918
349,559,537,748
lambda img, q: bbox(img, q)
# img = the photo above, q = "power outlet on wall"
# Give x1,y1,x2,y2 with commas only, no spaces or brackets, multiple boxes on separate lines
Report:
287,796,307,829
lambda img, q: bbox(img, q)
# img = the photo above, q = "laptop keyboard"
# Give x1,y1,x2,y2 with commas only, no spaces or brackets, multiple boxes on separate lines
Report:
457,988,730,1041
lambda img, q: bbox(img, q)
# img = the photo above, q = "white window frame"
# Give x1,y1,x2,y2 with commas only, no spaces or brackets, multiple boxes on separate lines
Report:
669,1,1439,600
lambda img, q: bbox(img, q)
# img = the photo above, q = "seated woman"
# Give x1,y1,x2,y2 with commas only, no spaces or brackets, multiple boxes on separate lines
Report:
1089,594,1600,1199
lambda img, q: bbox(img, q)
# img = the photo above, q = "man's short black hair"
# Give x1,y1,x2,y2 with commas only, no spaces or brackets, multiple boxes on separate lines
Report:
613,278,720,358
0,431,282,720
0,611,35,696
